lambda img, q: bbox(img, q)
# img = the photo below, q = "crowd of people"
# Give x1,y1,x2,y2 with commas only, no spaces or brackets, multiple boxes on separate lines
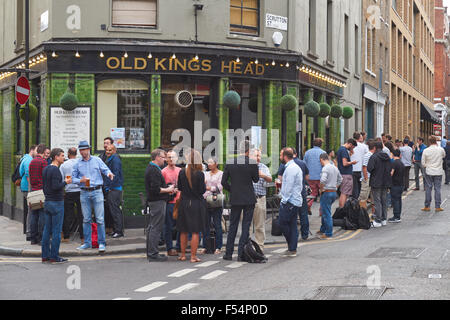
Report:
15,130,450,265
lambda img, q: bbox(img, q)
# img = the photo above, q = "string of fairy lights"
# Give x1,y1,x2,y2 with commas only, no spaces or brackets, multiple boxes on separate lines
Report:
1,51,347,89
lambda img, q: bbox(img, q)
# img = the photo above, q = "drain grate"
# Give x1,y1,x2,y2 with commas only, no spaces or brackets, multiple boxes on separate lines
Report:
310,286,387,300
367,247,427,259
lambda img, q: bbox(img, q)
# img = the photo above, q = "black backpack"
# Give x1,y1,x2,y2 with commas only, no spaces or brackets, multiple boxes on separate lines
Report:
11,158,24,184
243,239,267,263
333,197,371,230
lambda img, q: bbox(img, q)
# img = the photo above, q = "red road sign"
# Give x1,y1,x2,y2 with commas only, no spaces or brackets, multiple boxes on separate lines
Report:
15,76,31,105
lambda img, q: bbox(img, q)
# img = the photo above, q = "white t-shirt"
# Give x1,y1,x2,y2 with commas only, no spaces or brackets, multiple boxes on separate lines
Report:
351,142,369,172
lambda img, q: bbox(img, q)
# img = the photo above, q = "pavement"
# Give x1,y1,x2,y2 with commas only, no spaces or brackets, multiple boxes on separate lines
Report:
0,198,346,257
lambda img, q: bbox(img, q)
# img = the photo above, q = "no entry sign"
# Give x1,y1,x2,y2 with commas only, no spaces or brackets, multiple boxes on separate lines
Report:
15,76,31,105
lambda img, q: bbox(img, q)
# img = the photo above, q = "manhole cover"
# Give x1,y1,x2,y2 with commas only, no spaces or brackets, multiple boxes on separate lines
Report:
367,247,426,259
310,286,386,300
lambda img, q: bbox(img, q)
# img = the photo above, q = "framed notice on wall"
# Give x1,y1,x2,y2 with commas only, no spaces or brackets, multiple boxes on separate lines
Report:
49,106,91,153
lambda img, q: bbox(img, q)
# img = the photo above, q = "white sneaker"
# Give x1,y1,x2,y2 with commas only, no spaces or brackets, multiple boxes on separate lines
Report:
372,221,382,228
382,220,387,226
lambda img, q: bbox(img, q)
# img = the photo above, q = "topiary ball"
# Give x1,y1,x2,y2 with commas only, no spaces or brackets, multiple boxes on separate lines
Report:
342,106,354,119
330,105,343,118
60,91,79,111
19,104,38,121
304,100,320,117
280,94,298,111
248,97,258,113
223,90,241,109
319,103,331,118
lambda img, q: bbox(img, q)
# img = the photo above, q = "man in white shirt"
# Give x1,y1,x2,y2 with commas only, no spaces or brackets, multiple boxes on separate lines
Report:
359,140,376,210
421,136,446,212
399,139,413,192
351,132,369,199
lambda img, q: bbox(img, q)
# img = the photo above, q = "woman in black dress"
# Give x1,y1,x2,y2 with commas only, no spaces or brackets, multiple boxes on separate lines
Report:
177,149,207,263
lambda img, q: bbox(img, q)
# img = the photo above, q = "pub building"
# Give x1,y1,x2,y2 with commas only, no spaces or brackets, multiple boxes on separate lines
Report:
0,43,347,225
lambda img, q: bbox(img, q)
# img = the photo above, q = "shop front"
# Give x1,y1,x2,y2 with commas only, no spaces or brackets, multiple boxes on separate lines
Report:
0,44,301,224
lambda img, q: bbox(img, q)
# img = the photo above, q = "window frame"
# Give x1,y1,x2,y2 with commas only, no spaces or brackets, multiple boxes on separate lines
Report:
110,0,158,29
230,0,260,37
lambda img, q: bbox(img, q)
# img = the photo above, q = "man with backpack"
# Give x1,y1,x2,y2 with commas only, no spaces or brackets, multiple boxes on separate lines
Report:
16,145,37,241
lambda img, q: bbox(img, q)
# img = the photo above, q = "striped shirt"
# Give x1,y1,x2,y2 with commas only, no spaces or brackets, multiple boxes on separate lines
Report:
253,163,271,196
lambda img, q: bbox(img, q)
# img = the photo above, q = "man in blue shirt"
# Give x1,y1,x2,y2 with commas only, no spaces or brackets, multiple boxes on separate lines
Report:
303,139,327,210
72,141,114,252
412,137,427,191
279,148,303,257
19,145,36,241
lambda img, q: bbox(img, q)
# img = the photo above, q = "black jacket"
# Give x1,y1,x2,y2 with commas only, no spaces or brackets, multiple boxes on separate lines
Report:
367,151,392,188
221,156,259,206
144,163,169,202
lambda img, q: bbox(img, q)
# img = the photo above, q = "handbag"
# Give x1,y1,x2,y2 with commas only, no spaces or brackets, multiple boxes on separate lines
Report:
173,198,181,220
206,193,225,208
27,189,45,210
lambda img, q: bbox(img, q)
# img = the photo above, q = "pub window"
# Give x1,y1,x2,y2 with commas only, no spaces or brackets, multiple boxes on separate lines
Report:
97,79,150,152
112,0,157,28
230,0,260,36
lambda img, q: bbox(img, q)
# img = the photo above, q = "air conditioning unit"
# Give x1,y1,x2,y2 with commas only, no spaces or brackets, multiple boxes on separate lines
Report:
174,90,194,108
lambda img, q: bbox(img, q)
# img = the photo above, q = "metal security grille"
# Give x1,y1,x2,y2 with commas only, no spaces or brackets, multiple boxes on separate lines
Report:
310,286,387,300
367,247,427,259
175,90,193,108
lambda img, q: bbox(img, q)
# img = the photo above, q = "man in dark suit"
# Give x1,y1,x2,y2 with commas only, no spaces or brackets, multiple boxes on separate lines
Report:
221,141,260,261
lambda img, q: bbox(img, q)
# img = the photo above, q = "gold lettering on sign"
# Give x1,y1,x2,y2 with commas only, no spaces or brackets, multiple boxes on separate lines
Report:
221,61,233,73
201,60,212,72
233,62,243,74
255,64,264,76
155,58,167,71
244,63,254,75
188,59,201,71
134,58,147,70
121,57,132,70
106,57,120,69
174,59,187,71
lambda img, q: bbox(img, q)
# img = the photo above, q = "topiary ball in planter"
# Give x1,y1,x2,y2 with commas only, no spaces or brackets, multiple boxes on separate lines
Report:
60,92,79,111
304,100,320,117
19,104,38,121
248,97,258,113
223,90,241,109
319,103,331,118
330,104,343,118
342,106,354,119
280,94,298,111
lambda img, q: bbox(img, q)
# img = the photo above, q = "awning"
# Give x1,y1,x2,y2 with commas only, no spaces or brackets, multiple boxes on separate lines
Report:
421,103,440,123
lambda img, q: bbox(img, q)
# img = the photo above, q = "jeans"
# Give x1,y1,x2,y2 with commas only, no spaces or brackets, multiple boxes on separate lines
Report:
352,172,362,199
164,203,180,251
80,189,106,247
414,162,426,189
41,201,64,260
30,208,44,242
63,192,83,239
279,202,300,252
320,192,336,237
424,174,443,208
225,205,254,258
202,207,223,250
372,188,388,223
298,194,310,240
390,186,403,219
146,200,166,257
107,190,124,235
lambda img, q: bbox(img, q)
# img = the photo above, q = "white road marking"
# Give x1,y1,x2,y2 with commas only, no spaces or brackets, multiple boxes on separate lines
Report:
196,261,220,268
168,268,197,278
112,297,132,300
147,297,167,300
169,283,199,294
135,281,168,293
225,262,247,269
200,270,228,280
272,248,287,254
265,254,273,258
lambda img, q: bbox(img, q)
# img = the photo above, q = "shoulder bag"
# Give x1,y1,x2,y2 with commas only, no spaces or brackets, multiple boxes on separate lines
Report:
27,189,45,210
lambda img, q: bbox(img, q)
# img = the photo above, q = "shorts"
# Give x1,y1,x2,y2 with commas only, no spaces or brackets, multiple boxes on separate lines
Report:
340,175,354,196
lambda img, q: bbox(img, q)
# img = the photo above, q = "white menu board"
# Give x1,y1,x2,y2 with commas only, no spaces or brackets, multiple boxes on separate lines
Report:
50,107,91,152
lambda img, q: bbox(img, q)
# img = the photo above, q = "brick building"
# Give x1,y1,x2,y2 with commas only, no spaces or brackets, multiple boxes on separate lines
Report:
390,0,438,142
434,0,450,138
361,0,390,139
